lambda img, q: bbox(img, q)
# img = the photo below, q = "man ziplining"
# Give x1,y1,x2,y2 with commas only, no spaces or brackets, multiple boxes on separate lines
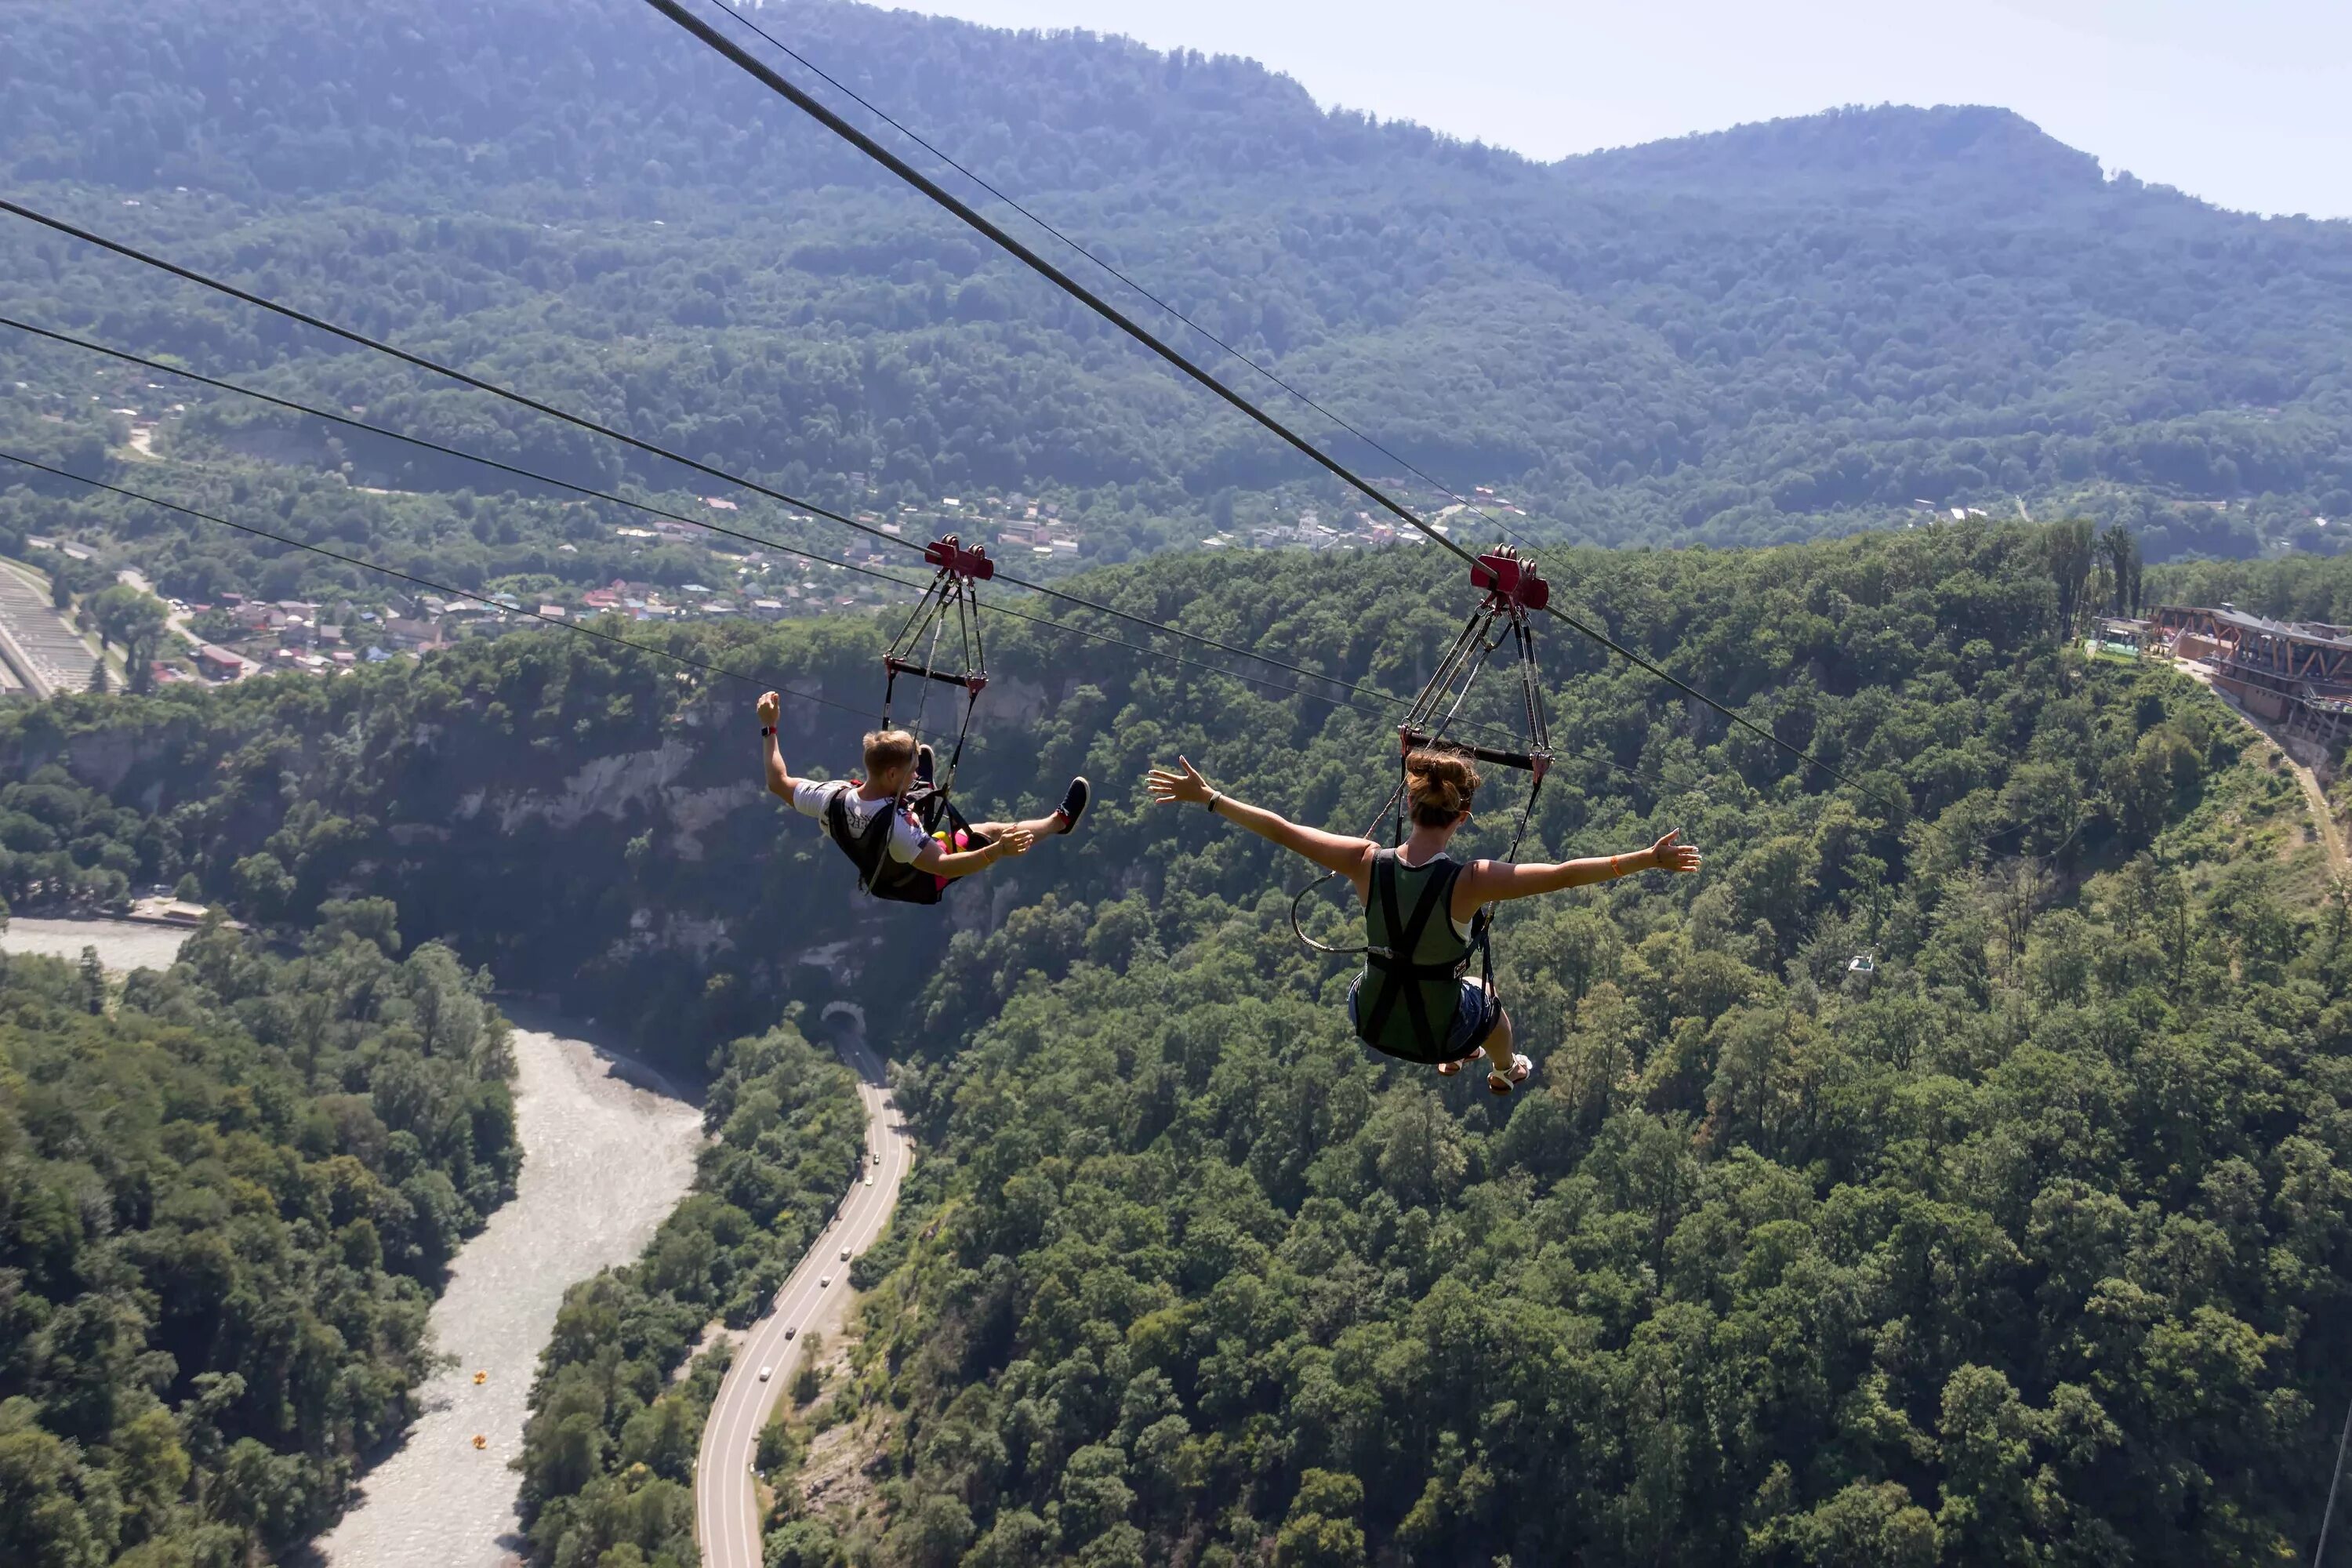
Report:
760,691,1088,902
1148,749,1700,1094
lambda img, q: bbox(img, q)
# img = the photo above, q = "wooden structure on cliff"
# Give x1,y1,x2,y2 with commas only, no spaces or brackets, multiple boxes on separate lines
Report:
2150,604,2352,749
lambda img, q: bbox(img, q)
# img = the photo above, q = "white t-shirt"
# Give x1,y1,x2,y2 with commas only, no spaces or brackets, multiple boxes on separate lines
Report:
793,779,928,864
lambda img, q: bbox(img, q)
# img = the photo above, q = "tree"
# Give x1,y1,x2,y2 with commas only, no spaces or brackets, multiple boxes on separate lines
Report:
2099,522,2143,615
1276,1470,1367,1568
2048,518,2096,637
85,586,167,673
77,946,105,1014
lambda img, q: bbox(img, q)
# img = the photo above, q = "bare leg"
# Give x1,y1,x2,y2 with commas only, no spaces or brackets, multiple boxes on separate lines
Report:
1439,979,1499,1076
971,811,1068,840
1482,1007,1517,1078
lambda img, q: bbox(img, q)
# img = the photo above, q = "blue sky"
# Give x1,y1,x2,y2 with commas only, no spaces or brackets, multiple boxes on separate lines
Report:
888,0,2352,218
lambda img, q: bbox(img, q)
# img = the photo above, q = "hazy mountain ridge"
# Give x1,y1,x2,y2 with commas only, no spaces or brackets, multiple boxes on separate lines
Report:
1563,104,2109,202
2,0,2348,568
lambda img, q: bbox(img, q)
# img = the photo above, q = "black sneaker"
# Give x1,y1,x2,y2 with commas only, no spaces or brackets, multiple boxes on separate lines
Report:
1055,776,1089,834
916,743,936,786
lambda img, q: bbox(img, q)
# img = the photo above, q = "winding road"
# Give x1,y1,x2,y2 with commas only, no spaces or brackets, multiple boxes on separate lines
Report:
695,1025,913,1568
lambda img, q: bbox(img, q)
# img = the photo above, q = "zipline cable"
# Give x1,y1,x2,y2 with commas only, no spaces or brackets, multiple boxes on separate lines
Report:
2314,1373,2352,1565
702,0,1545,557
0,449,870,713
641,0,1881,805
5,441,1671,796
0,314,1535,744
0,315,928,588
0,197,1872,822
0,198,1414,719
0,314,1523,739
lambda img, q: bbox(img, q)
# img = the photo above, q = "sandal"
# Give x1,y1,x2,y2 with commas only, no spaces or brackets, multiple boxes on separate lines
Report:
1486,1053,1532,1097
1435,1050,1484,1077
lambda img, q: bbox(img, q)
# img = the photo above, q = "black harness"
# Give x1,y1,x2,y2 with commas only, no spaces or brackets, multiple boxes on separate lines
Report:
822,784,983,906
1356,848,1479,1064
825,535,995,906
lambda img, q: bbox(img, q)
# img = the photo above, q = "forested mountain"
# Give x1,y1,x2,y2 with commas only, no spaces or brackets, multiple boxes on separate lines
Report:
0,515,2347,1561
0,905,518,1565
8,2,2352,1557
3,0,2349,588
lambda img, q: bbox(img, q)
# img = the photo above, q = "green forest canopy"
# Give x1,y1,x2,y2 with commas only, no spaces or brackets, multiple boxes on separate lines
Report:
2,0,2348,585
0,902,518,1566
1,515,2349,1561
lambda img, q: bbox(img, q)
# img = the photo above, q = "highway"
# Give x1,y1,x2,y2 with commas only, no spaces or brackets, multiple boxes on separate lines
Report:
695,1027,912,1568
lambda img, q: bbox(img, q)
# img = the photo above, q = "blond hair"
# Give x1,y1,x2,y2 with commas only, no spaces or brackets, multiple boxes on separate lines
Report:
1404,747,1480,828
862,728,918,778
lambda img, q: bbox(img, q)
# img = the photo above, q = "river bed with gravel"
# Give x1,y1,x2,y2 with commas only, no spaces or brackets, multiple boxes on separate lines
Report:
0,918,706,1568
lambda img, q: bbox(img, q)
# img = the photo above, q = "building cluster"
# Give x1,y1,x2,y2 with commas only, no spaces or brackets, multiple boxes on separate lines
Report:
2147,604,2352,750
189,595,408,681
1206,506,1441,553
931,491,1083,559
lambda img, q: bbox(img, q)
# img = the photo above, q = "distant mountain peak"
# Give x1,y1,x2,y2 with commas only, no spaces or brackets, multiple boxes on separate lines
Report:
1559,103,2106,201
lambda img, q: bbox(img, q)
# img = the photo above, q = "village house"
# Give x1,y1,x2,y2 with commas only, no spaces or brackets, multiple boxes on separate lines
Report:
192,644,251,681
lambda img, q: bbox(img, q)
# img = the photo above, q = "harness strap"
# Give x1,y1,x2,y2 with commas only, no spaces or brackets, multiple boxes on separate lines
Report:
823,787,900,895
1358,851,1465,1057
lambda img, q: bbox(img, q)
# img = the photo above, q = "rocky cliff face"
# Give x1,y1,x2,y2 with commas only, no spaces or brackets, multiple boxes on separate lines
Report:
15,659,1064,1051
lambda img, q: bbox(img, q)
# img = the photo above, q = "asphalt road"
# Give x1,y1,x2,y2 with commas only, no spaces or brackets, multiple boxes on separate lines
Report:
695,1030,912,1568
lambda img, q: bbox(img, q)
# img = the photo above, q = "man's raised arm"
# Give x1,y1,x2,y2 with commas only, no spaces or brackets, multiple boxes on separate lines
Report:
757,691,794,800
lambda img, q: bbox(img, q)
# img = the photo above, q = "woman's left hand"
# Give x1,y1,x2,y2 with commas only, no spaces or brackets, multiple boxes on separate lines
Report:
1649,829,1702,873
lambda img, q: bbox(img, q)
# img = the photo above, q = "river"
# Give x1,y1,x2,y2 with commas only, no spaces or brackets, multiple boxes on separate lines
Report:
0,917,706,1568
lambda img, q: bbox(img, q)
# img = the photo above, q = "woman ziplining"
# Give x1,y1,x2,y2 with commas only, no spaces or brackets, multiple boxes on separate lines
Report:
1147,749,1699,1094
1145,545,1697,1094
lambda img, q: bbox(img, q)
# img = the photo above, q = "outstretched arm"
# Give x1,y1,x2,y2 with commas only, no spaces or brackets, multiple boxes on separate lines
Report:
757,691,799,800
1459,829,1702,907
1147,757,1374,887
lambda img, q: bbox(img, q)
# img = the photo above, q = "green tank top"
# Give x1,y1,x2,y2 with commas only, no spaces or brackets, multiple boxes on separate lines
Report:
1357,849,1472,1062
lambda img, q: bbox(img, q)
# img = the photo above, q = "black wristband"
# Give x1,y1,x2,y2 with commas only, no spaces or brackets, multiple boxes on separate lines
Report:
760,725,776,737
1205,791,1222,814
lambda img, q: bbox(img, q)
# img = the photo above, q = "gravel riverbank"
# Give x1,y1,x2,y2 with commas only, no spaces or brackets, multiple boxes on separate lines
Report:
314,1026,702,1566
0,918,706,1568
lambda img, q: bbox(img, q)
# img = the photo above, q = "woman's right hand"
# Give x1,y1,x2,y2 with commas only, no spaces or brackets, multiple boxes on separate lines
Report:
1145,756,1212,807
756,691,781,726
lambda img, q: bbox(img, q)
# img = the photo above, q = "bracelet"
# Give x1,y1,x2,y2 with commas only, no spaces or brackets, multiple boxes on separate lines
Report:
760,725,775,737
1205,791,1223,815
1609,854,1621,877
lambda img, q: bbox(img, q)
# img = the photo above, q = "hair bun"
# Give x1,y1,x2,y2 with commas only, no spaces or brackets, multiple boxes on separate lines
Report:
1403,747,1481,827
